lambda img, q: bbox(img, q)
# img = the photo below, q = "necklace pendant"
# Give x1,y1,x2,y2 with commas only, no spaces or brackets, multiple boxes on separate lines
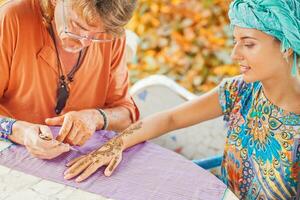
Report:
55,81,69,115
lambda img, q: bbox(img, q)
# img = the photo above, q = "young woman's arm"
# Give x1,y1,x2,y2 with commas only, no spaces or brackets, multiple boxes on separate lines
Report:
121,87,223,149
64,87,223,182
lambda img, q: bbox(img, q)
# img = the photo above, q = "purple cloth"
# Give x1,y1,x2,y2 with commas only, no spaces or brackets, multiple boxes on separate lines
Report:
0,127,226,200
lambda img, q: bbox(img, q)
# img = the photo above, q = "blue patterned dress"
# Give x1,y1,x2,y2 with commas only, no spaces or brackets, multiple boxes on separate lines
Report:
218,76,300,200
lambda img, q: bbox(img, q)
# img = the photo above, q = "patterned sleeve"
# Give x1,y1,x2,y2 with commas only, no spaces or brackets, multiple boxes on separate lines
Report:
218,76,246,122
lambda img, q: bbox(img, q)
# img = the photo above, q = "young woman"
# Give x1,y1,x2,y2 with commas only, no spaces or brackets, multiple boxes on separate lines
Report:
64,0,300,199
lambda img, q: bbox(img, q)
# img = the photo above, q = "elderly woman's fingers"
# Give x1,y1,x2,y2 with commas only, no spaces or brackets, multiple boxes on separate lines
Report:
27,143,70,159
56,115,73,142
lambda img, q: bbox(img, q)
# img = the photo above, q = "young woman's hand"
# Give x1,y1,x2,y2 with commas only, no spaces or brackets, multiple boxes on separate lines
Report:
64,136,124,182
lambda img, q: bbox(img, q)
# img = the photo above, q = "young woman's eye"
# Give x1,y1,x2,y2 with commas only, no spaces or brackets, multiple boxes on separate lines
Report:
244,43,255,48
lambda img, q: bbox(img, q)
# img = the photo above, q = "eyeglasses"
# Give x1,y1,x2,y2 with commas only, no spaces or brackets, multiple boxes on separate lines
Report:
61,0,114,43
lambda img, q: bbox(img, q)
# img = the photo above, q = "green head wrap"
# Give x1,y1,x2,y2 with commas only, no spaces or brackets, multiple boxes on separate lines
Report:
229,0,300,76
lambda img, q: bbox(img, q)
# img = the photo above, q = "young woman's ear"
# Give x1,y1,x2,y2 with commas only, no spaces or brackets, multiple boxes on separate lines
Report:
283,48,294,63
283,48,294,57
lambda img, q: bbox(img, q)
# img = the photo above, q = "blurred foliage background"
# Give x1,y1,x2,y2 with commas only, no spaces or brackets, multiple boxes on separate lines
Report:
127,0,239,94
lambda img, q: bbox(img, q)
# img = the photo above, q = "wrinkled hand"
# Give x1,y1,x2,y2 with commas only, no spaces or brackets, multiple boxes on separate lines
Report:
45,109,102,146
13,121,70,159
64,136,124,182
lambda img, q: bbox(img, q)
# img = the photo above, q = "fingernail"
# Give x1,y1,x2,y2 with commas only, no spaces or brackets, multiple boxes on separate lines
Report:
64,174,71,179
104,171,110,177
76,176,82,182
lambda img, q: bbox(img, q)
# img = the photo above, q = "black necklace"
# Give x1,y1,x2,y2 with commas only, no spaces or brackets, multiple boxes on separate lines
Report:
48,25,85,115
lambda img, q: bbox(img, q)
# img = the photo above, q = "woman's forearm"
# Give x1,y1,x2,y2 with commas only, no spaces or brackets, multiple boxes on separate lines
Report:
118,110,173,150
118,87,223,150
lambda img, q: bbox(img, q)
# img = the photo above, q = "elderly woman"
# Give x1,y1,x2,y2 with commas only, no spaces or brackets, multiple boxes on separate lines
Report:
65,0,299,199
0,0,139,159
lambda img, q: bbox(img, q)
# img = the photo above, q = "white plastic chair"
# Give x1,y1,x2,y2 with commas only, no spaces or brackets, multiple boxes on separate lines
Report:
130,75,226,160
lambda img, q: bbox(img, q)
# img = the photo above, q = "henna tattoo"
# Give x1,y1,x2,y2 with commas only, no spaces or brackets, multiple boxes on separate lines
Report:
110,136,123,150
91,143,113,157
68,133,125,173
119,121,142,138
109,156,119,171
68,158,92,174
89,137,123,162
